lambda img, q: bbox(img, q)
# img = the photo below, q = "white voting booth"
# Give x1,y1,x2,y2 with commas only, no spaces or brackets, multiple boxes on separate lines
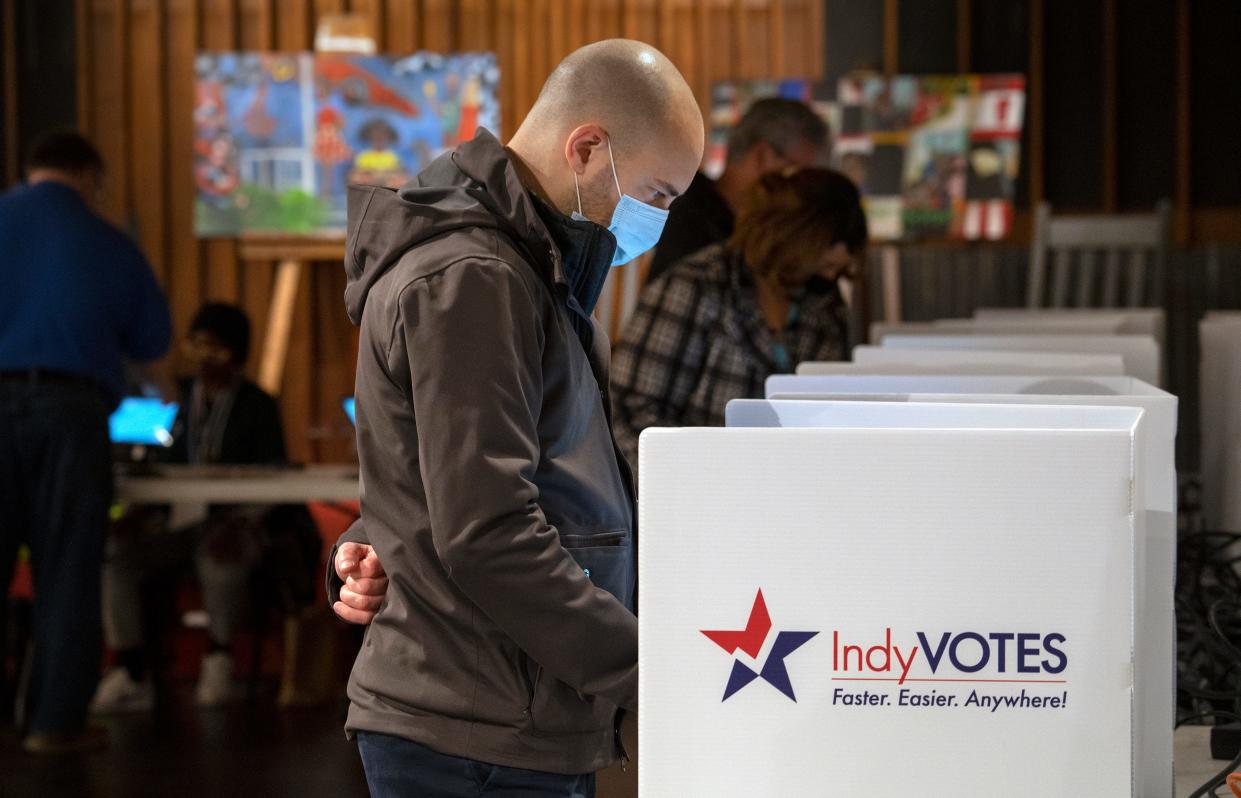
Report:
876,333,1163,387
834,346,1128,376
763,375,1177,798
870,316,1126,341
974,307,1167,349
639,402,1143,797
1199,314,1241,532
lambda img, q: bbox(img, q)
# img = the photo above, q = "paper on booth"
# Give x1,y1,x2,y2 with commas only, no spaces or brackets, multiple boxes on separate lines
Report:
835,345,1127,376
639,404,1141,797
941,317,1126,334
871,316,1125,343
762,376,1176,798
878,333,1162,387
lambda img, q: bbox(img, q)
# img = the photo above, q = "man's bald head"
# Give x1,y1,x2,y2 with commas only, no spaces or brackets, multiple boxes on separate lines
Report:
525,39,701,156
508,40,704,228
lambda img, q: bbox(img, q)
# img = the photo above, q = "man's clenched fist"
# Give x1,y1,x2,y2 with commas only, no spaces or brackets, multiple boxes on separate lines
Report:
333,542,388,624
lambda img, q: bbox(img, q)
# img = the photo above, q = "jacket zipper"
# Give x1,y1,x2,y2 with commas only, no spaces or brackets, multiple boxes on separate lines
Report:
614,708,630,772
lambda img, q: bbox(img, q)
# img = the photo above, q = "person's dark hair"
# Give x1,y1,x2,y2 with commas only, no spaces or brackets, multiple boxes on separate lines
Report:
26,130,104,176
359,118,398,147
730,167,868,288
726,98,830,165
189,302,251,366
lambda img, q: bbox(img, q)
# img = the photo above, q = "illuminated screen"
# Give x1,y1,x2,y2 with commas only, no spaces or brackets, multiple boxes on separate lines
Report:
109,398,179,446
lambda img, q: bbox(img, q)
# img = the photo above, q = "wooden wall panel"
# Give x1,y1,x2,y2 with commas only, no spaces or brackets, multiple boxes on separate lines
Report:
75,0,92,146
240,0,275,49
312,0,344,21
283,261,315,464
127,0,166,284
547,0,570,70
566,0,588,52
76,0,825,463
312,263,356,462
345,0,379,45
493,0,517,138
422,0,456,51
527,0,552,102
380,0,414,51
89,0,128,225
166,0,201,339
624,0,660,43
459,0,495,52
736,0,771,78
700,0,739,105
273,0,311,49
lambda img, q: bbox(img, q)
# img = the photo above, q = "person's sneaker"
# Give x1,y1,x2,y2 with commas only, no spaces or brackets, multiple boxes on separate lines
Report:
195,652,234,707
22,725,108,755
89,668,154,714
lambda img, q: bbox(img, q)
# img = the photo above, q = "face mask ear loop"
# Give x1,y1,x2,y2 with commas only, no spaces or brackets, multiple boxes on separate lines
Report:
573,171,584,216
606,137,623,199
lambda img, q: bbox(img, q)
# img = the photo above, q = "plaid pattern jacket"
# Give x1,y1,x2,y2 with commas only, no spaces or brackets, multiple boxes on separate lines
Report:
611,243,850,473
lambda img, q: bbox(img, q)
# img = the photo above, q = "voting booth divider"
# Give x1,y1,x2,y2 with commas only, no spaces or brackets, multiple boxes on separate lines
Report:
875,333,1163,387
869,317,1127,341
833,346,1128,376
1199,313,1241,532
638,402,1145,797
973,308,1168,349
763,374,1177,798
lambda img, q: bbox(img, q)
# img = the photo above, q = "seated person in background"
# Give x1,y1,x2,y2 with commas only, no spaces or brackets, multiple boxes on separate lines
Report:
646,97,830,283
92,302,315,711
611,167,867,473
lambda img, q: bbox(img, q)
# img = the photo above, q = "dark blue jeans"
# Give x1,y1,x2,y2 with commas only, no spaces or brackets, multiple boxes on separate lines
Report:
0,380,112,735
356,731,596,798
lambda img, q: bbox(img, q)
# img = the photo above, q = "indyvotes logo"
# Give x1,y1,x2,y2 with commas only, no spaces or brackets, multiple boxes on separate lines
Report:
700,589,817,702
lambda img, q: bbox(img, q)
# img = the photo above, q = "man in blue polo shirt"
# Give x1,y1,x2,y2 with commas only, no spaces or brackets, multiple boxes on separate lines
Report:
0,131,171,753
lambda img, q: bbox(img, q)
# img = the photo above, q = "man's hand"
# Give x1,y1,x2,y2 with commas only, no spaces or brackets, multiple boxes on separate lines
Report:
333,542,388,624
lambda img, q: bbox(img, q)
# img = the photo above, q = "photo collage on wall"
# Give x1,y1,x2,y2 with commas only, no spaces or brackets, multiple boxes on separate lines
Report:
194,51,500,236
710,74,1025,242
836,73,1025,241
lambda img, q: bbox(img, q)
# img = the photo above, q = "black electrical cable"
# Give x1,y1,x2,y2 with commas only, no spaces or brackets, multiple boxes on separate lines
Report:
1176,711,1241,798
1177,527,1241,796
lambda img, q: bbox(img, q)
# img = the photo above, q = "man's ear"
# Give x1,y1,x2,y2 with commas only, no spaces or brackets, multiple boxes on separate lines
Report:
752,140,784,174
565,124,607,175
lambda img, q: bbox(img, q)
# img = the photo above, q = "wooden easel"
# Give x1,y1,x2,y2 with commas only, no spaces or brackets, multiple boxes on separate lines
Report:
240,237,352,709
238,234,346,397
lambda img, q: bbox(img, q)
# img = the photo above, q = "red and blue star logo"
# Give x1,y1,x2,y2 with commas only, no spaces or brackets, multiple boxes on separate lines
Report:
701,589,818,702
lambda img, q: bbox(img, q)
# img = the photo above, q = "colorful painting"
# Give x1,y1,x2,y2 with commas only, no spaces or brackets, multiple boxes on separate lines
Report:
836,73,1025,241
194,51,500,236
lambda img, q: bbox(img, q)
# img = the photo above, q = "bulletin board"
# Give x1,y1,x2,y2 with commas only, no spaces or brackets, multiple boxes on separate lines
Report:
709,74,1026,242
836,73,1026,242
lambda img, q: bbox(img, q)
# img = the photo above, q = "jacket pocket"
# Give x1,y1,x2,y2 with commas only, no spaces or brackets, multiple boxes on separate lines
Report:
521,529,631,738
527,660,617,738
558,529,634,611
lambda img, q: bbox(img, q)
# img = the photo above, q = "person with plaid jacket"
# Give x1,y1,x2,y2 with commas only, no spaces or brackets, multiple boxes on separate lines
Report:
611,167,868,474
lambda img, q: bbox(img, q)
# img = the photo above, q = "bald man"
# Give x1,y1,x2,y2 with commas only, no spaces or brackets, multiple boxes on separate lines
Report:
329,40,702,797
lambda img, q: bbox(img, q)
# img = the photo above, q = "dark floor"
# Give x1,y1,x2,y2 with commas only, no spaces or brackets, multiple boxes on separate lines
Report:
0,686,638,798
0,687,369,798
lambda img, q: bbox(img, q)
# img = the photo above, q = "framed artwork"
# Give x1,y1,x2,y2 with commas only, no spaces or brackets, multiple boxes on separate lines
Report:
709,74,1025,242
836,73,1026,241
194,51,500,236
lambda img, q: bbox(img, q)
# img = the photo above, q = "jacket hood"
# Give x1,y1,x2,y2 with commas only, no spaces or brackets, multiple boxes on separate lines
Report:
344,129,566,324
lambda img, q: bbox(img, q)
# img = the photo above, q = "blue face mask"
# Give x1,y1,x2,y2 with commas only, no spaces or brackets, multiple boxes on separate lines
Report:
571,138,669,267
